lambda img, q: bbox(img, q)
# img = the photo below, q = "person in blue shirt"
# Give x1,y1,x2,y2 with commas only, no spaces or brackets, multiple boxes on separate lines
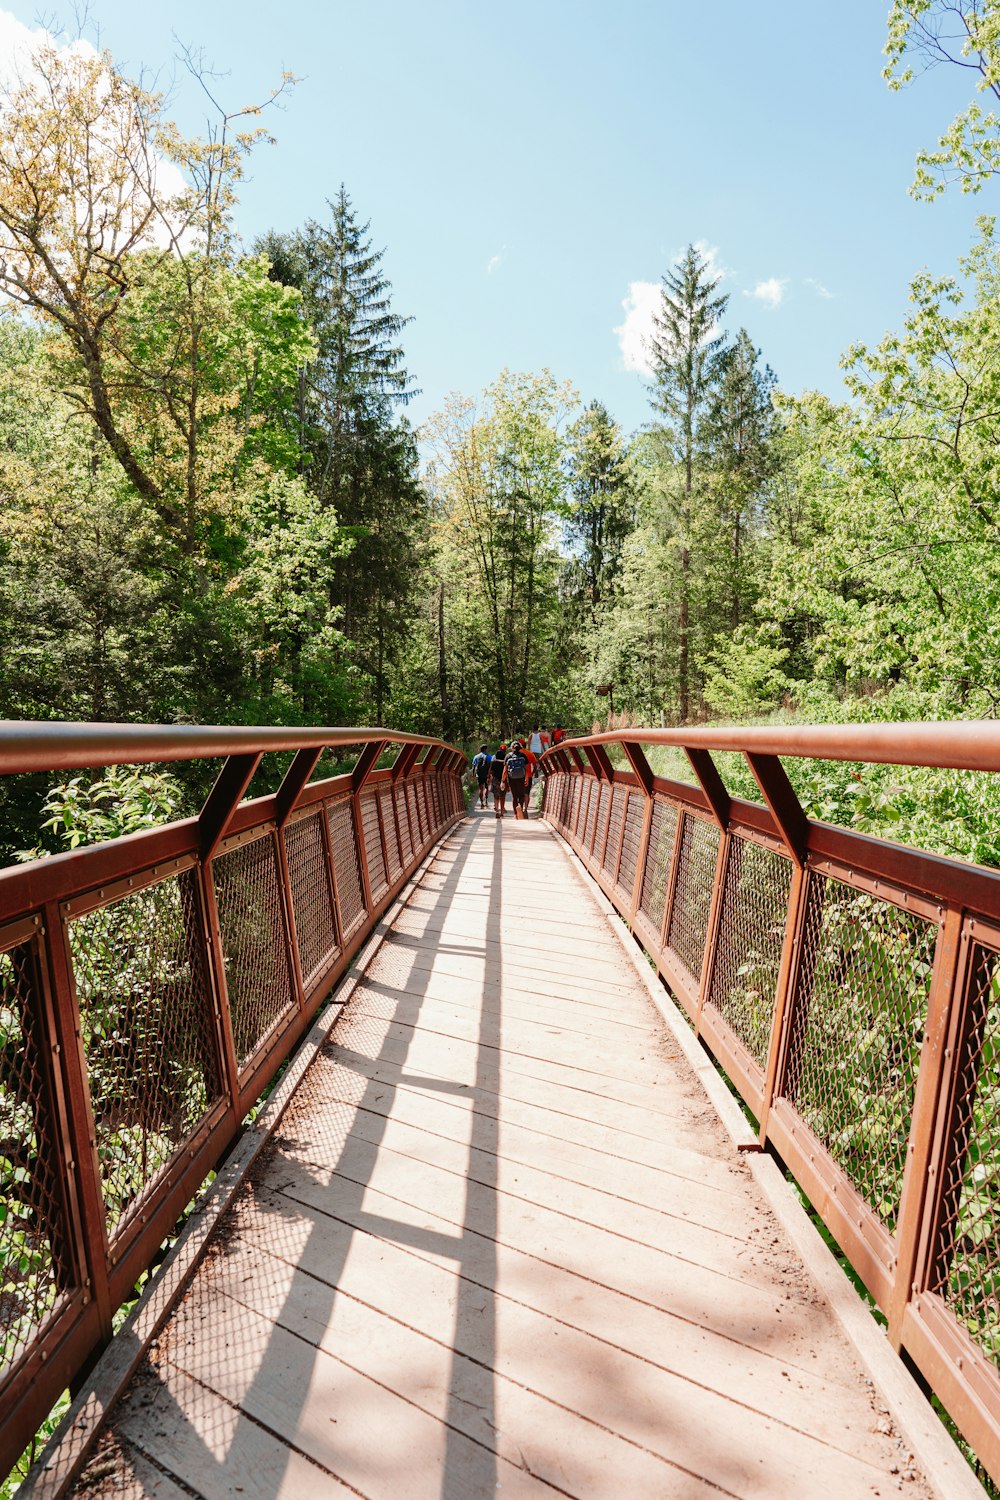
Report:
470,744,492,808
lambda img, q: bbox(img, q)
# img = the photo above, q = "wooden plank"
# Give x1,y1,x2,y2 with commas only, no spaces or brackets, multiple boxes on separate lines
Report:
116,1363,359,1499
168,1271,729,1499
198,1233,900,1498
286,1055,749,1214
325,1018,725,1140
303,1041,734,1182
156,1282,588,1499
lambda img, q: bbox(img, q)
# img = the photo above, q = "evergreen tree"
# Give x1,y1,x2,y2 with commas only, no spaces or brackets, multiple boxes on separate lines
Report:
259,188,424,719
698,329,779,631
647,245,729,719
565,401,635,615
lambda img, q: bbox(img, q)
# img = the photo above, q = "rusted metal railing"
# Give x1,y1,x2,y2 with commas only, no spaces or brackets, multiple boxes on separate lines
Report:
541,723,1000,1487
0,722,466,1479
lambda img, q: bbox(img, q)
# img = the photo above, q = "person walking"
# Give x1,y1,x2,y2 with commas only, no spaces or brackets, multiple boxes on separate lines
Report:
528,725,548,757
489,744,508,818
503,739,532,819
471,744,492,808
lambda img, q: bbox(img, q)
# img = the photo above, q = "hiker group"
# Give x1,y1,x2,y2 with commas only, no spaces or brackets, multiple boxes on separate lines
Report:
470,725,567,820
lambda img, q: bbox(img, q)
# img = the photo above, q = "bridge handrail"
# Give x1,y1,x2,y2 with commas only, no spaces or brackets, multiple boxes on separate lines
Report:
541,723,1000,1488
0,723,466,1481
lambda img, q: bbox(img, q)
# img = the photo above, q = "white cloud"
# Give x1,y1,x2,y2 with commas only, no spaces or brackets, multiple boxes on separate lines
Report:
615,279,661,375
804,276,834,300
0,10,192,253
615,242,733,375
486,252,502,275
0,9,97,89
743,277,786,309
688,238,729,281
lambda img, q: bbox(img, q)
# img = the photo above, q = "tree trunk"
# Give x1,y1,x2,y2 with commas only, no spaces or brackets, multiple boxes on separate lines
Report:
437,581,449,737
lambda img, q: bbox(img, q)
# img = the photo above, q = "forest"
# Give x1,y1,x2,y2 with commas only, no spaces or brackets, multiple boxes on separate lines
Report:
1,5,1000,862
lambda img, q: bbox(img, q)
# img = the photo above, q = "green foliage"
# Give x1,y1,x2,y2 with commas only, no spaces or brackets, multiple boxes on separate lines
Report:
702,624,790,717
38,767,183,850
884,1,1000,197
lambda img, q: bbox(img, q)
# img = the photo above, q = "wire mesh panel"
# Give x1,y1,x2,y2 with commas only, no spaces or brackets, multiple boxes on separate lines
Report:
283,812,340,993
583,780,600,853
781,873,938,1235
615,791,645,907
214,836,296,1073
420,780,433,837
593,783,612,862
929,942,1000,1367
380,788,403,881
603,785,627,877
639,797,679,934
563,776,574,832
361,793,389,904
0,935,75,1379
412,782,426,845
406,783,422,851
328,799,367,939
667,814,721,984
395,785,413,867
570,777,584,838
706,836,793,1072
69,871,222,1241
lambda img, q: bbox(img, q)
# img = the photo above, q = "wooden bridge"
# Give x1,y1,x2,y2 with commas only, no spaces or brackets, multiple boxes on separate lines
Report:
3,723,1000,1498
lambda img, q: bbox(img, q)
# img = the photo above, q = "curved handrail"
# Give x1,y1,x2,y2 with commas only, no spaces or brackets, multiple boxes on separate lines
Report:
543,717,1000,773
0,719,456,776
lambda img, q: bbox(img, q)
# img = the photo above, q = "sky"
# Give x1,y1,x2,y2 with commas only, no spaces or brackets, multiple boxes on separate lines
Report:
0,1,992,437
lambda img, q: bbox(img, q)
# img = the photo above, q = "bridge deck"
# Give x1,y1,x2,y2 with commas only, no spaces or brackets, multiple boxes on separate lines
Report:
76,809,934,1499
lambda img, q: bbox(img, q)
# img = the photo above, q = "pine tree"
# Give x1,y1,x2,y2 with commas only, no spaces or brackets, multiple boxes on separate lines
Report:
565,401,635,616
647,245,729,719
258,188,424,720
698,328,778,631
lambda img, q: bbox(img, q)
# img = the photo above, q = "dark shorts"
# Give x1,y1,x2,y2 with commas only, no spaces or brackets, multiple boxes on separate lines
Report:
476,771,489,785
508,777,527,809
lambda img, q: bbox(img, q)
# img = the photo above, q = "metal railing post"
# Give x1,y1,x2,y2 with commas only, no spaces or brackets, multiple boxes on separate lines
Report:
746,753,811,1141
42,904,114,1345
887,906,965,1349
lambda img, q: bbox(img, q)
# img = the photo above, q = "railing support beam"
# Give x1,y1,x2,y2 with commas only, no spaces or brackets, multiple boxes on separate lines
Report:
200,753,263,863
352,738,386,794
584,743,615,781
745,752,808,865
622,741,654,796
275,747,324,829
684,747,730,830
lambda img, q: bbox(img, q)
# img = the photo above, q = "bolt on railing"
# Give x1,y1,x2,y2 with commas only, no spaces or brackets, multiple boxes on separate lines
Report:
541,722,1000,1489
0,722,466,1482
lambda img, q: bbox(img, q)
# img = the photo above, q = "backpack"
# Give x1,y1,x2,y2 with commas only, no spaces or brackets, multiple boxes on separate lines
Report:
506,750,528,779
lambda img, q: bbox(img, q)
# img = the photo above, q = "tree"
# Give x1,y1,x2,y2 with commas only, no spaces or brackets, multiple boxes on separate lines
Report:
698,329,779,631
761,219,1000,713
423,371,577,735
259,189,424,717
564,401,635,615
647,244,729,718
885,1,1000,197
0,41,296,547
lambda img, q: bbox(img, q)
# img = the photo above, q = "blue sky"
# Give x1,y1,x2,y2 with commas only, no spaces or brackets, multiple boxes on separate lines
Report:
1,1,991,436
